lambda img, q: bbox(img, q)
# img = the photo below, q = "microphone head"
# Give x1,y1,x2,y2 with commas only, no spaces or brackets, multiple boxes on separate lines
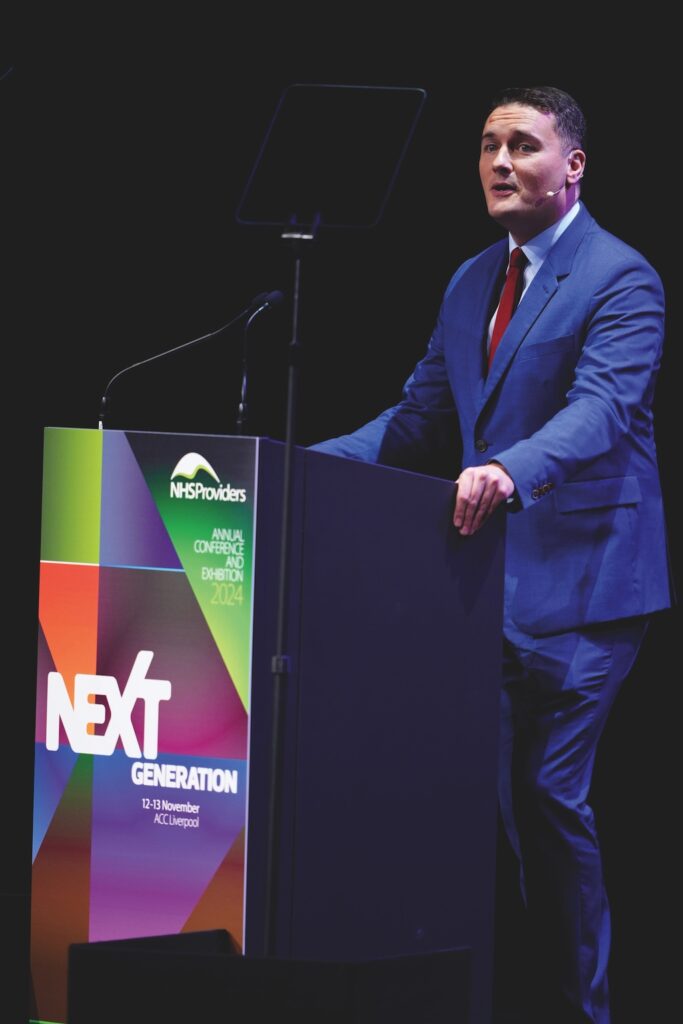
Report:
249,290,284,311
546,171,583,197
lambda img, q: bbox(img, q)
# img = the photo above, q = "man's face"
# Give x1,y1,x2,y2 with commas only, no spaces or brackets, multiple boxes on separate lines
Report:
479,103,585,243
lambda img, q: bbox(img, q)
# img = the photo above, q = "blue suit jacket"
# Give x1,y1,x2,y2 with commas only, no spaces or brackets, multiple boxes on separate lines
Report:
312,204,672,634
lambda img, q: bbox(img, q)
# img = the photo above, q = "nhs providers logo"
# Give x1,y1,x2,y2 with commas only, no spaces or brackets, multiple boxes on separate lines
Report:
169,452,246,502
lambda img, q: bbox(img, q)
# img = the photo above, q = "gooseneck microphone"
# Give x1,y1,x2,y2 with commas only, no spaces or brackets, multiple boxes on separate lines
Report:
248,290,284,317
236,290,285,435
98,290,284,429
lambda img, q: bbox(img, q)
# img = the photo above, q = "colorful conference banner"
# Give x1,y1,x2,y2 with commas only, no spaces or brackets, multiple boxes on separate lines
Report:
31,428,258,1024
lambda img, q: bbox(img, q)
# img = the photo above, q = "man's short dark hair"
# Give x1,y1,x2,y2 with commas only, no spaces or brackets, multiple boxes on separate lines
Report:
488,86,586,151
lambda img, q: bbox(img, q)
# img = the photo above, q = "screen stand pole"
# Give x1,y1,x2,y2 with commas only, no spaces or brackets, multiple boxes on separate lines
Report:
263,223,317,957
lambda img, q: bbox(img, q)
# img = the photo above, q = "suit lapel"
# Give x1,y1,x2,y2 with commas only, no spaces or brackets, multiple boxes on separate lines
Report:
457,242,508,406
475,204,594,417
478,266,558,410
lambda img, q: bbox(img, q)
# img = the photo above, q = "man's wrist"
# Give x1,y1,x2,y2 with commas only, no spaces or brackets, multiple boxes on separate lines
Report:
487,460,518,505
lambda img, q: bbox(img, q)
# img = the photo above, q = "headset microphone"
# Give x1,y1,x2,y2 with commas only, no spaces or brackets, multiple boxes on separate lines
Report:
546,169,584,197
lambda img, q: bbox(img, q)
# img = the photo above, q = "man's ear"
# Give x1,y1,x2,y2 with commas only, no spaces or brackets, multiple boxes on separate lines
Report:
567,149,586,185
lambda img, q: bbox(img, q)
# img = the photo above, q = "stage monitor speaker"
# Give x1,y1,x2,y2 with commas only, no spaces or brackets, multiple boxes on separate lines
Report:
67,932,470,1023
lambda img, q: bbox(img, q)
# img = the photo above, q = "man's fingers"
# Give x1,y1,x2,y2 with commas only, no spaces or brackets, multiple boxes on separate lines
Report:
470,480,504,532
454,464,514,535
462,477,493,534
461,481,486,533
453,472,473,527
454,470,484,532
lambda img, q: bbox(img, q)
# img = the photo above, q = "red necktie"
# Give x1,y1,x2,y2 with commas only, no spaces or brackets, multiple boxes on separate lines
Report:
488,246,527,370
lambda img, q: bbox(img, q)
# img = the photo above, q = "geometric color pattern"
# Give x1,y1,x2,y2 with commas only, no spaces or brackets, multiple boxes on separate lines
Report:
31,428,258,1024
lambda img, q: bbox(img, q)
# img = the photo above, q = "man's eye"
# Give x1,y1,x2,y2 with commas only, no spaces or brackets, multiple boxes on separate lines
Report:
482,143,498,153
517,143,536,152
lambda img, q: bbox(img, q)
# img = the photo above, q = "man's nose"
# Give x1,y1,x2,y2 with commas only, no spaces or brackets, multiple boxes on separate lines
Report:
492,146,512,173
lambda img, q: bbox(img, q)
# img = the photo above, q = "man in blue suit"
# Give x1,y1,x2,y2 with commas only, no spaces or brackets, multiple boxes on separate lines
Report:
311,86,671,1022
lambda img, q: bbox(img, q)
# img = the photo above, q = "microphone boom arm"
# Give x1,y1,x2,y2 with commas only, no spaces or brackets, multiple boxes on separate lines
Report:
98,291,282,429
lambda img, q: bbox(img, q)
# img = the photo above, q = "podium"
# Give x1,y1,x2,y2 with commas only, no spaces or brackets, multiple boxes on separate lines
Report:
31,428,505,1024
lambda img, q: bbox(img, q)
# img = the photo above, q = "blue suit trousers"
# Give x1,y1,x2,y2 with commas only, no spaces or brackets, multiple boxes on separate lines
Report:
498,615,649,1023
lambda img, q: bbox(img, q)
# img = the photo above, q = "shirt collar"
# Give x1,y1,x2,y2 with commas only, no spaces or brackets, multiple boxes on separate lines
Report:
510,200,582,271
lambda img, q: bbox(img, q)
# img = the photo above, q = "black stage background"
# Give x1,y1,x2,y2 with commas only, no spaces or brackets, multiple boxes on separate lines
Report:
4,21,678,1023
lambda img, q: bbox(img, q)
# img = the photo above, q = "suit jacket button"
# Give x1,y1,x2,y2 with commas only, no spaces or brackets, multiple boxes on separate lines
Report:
475,438,489,453
531,488,541,500
541,483,550,494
